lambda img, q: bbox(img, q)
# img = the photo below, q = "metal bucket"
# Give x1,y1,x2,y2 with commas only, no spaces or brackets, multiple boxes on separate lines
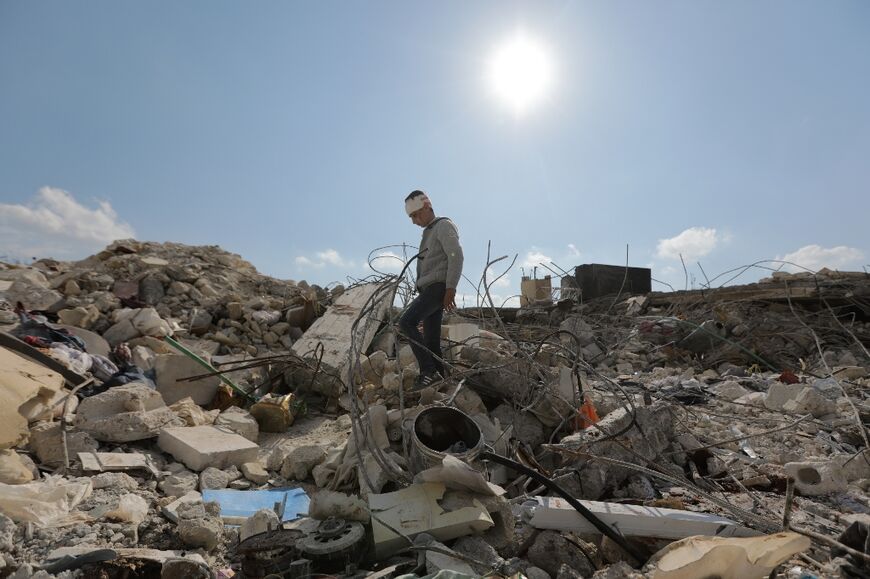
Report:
410,406,483,473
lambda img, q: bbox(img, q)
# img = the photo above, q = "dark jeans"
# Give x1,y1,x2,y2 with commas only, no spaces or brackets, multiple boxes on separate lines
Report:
398,282,446,376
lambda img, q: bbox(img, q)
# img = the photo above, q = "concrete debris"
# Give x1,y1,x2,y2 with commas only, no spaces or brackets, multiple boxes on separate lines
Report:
369,482,494,558
214,406,259,442
1,244,868,577
527,530,597,578
74,382,182,442
158,426,259,472
646,531,811,578
238,507,279,541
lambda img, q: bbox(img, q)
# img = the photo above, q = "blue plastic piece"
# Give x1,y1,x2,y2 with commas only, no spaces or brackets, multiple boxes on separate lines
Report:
202,487,309,522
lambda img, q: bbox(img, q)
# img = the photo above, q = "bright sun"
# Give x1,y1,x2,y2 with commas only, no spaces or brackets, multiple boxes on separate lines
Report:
487,32,554,115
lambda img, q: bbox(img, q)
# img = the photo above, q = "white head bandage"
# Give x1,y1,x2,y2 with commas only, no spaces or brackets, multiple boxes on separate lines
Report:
405,193,431,216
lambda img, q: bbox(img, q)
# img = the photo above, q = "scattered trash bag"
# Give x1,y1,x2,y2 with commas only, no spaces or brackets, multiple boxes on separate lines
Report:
79,365,154,398
48,343,93,375
660,379,709,405
833,521,870,578
12,305,87,352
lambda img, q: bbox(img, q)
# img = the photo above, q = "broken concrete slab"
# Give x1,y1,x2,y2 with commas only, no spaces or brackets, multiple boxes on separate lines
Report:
29,422,98,468
155,353,221,406
525,496,758,539
74,382,182,442
161,490,202,523
0,346,64,449
369,482,494,559
288,282,390,396
0,450,34,485
158,426,259,472
78,451,159,476
240,462,269,485
214,406,259,442
239,508,280,541
647,532,811,579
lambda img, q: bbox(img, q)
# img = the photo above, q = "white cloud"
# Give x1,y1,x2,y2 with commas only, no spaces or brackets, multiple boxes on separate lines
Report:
567,243,581,258
0,187,135,261
656,227,720,261
777,244,865,273
369,251,405,273
295,248,355,269
521,250,553,270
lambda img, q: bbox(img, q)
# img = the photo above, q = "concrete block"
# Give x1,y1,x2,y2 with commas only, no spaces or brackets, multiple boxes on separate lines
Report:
158,426,259,472
214,407,259,442
155,354,221,406
764,383,805,411
781,387,837,418
784,461,847,495
74,382,181,442
241,462,269,485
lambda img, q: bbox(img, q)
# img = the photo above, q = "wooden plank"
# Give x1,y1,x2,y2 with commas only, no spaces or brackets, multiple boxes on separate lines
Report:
290,283,389,396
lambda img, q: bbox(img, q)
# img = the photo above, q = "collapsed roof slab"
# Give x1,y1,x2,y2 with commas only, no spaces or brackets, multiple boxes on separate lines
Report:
289,282,390,398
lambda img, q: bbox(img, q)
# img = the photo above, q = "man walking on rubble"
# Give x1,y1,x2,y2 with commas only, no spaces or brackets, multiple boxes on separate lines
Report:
399,189,464,389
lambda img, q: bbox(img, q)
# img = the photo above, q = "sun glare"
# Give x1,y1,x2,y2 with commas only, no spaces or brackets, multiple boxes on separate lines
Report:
487,32,554,115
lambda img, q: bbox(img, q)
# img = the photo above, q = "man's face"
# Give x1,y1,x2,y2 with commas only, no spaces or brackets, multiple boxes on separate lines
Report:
409,206,434,227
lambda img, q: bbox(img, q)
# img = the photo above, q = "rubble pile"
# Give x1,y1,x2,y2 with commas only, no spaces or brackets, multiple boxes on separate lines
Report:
0,241,868,579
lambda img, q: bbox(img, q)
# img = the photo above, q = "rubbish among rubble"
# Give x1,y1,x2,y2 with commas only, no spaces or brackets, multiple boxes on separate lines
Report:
411,406,484,472
158,425,259,471
239,507,281,541
250,393,298,432
0,344,64,449
309,489,370,522
369,482,494,558
677,320,726,353
0,476,92,526
647,531,811,579
39,548,118,574
415,455,505,496
0,450,35,484
833,521,870,578
524,495,757,539
288,282,391,396
44,546,209,575
296,518,368,572
235,526,307,578
202,487,309,524
78,451,160,476
105,493,149,524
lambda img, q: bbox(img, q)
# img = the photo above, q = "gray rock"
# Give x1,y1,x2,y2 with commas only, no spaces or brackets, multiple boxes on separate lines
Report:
139,277,165,305
178,516,223,551
525,567,552,579
527,531,596,577
161,471,199,497
199,467,230,491
93,472,139,491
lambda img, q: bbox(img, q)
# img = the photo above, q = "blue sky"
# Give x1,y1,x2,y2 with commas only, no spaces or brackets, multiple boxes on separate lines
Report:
1,1,868,305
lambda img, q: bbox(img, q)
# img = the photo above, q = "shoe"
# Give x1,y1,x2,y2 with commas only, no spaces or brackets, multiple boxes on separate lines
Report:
413,371,443,391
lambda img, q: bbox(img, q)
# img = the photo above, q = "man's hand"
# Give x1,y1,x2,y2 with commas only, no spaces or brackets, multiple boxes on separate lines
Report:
443,288,457,312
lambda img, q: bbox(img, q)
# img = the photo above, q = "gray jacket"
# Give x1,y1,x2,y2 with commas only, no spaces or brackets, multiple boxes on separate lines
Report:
416,217,464,290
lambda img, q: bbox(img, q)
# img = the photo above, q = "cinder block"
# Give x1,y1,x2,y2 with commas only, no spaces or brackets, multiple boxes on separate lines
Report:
158,426,259,472
155,354,221,406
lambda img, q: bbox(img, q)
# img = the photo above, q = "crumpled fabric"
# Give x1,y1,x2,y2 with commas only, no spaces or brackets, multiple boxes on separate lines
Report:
48,343,93,375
